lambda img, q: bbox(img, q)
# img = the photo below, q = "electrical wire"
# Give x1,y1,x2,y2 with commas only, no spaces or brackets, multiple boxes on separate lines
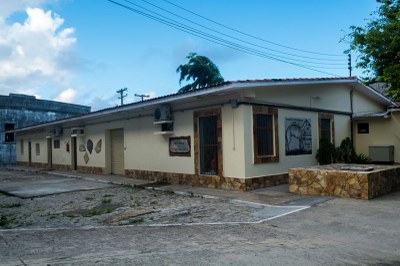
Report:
106,0,345,76
138,0,345,63
162,0,346,57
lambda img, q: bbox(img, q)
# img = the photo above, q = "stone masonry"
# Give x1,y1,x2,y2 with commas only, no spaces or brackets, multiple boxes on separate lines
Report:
289,164,400,200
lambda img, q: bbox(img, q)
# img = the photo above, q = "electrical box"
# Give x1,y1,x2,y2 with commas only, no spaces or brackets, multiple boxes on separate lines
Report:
368,145,394,163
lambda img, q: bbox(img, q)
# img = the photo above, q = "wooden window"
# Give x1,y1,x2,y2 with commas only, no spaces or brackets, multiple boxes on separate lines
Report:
357,123,369,134
319,113,334,144
253,106,279,163
54,139,60,149
35,143,40,156
4,123,15,143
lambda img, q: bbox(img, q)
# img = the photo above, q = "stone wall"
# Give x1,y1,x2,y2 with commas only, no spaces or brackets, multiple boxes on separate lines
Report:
125,169,288,191
289,164,400,200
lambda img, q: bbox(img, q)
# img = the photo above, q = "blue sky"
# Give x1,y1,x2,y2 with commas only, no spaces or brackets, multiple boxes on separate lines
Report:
0,0,379,110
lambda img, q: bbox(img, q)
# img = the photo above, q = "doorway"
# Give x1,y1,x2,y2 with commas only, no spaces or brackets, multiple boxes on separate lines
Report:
110,129,124,175
28,141,32,166
47,138,52,169
71,137,77,170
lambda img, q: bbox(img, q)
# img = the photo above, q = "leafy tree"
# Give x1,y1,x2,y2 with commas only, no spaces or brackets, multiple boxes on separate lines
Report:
176,53,224,93
346,0,400,101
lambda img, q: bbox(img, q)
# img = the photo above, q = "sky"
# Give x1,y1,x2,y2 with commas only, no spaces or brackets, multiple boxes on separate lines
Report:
0,0,380,110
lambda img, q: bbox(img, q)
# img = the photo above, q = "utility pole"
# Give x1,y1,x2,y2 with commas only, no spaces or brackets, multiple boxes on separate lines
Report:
116,87,128,106
348,53,352,77
134,93,150,102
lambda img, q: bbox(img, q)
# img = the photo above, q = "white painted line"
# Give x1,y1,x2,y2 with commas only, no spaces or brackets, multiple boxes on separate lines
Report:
0,205,310,232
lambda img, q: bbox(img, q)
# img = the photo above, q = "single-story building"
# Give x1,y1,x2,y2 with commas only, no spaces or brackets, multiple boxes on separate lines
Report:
15,77,396,190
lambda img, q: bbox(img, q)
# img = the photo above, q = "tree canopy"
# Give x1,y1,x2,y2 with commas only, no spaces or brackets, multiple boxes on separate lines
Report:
347,0,400,101
176,53,224,93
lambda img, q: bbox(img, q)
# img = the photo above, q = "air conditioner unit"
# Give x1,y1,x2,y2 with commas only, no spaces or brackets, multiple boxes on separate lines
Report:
154,105,172,122
369,145,394,163
53,127,63,137
71,128,85,137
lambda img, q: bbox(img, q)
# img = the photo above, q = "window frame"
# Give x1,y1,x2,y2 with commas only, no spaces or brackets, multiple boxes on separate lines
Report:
193,108,223,177
318,113,334,145
253,106,279,164
54,139,61,149
357,123,369,134
4,123,15,143
35,143,40,156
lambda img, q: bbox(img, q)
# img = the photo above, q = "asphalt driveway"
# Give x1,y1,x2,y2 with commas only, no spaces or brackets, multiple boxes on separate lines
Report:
0,170,115,198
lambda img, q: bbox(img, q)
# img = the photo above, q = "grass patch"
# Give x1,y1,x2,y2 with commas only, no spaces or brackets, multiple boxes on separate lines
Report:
123,218,144,225
123,184,145,191
0,203,22,208
82,206,116,217
102,198,112,204
85,196,94,201
0,215,16,228
130,200,141,208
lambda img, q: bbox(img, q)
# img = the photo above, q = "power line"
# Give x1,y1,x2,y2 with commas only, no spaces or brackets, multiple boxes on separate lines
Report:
138,0,345,63
107,0,344,76
162,0,346,57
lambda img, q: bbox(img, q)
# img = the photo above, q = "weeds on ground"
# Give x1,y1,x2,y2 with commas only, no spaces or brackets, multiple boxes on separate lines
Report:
101,198,112,204
119,218,144,225
0,203,22,208
82,207,114,217
0,215,16,228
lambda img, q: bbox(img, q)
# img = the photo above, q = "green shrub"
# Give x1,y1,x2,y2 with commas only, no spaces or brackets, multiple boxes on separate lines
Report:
316,139,335,165
316,138,369,165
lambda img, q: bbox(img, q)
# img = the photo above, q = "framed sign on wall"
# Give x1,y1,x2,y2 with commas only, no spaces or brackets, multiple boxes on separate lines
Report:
169,136,191,157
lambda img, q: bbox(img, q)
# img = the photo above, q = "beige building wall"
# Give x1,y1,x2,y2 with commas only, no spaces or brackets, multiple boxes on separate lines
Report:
254,84,352,112
16,132,47,164
352,89,385,115
334,115,351,145
124,111,195,174
51,131,72,166
354,111,400,162
243,106,322,177
221,105,246,178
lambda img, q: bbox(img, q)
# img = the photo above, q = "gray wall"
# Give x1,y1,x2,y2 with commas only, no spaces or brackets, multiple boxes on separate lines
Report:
0,94,91,165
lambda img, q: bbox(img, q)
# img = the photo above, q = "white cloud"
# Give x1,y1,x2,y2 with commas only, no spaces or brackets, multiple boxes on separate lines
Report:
0,6,76,98
54,88,77,103
0,0,48,18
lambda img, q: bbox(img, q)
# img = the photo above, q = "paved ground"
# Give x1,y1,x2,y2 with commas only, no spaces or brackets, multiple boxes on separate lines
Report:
1,167,400,265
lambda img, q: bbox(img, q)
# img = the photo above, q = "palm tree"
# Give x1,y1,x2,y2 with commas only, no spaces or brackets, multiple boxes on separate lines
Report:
176,53,224,93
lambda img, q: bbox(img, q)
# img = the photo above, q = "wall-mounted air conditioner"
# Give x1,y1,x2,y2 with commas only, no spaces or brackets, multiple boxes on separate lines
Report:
53,127,63,137
71,127,85,137
369,145,394,163
154,105,172,122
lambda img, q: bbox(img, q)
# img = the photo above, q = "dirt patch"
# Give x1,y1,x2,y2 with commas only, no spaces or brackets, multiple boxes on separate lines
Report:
0,184,272,229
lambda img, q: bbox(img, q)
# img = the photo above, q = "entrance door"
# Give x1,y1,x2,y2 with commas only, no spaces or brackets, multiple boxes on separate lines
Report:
71,137,77,170
28,141,32,166
110,129,124,175
199,116,218,175
47,138,52,169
